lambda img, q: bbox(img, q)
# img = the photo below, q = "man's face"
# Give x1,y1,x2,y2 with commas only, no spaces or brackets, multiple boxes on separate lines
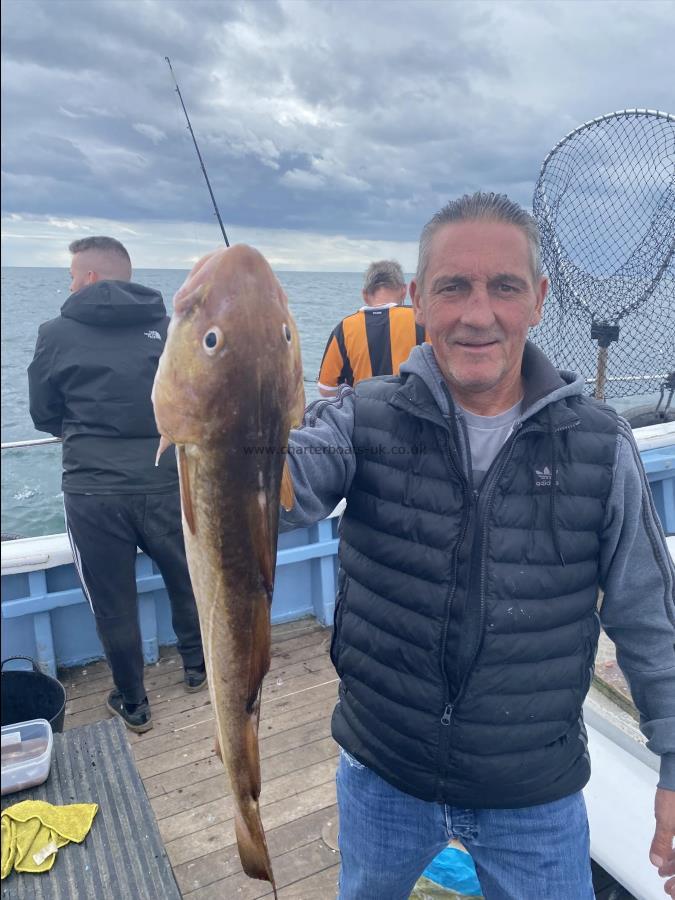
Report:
411,220,547,412
69,252,97,293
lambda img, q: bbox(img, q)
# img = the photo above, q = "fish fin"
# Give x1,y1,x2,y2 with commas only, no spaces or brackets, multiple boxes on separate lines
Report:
280,458,295,512
248,596,272,708
154,434,173,467
250,497,276,596
291,384,306,430
256,536,275,598
177,445,196,535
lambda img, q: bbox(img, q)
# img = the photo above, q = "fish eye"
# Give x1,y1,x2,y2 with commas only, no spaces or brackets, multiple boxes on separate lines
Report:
202,326,224,355
283,324,292,343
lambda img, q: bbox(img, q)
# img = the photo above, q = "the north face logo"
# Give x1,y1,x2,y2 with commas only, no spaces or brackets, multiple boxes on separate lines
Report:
144,330,161,341
535,466,552,487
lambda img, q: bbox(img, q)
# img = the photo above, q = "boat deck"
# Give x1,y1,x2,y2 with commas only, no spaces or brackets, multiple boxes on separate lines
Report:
60,619,340,899
57,621,637,900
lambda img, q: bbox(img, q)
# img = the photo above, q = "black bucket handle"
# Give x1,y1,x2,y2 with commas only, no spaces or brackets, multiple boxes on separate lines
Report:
1,656,40,673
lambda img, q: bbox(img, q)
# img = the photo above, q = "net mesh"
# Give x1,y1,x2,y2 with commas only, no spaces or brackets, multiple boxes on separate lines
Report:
532,109,675,402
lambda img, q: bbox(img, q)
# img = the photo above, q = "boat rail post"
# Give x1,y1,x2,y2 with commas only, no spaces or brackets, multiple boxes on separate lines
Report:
310,517,338,626
27,570,58,678
136,555,159,665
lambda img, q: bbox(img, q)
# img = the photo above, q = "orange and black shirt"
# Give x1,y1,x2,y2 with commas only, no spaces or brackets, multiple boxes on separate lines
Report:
318,305,425,390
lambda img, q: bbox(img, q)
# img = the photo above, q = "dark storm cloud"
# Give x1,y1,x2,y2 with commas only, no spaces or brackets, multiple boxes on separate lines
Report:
1,0,673,241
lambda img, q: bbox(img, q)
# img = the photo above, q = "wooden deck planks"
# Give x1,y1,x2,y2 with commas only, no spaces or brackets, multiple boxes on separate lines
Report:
193,840,339,899
177,781,335,897
144,717,334,800
161,758,337,846
151,737,337,820
181,833,340,899
168,780,337,869
62,618,341,899
60,620,327,692
129,661,338,751
132,692,337,779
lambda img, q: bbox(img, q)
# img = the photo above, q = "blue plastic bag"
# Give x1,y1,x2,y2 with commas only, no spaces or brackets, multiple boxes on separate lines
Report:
419,843,482,896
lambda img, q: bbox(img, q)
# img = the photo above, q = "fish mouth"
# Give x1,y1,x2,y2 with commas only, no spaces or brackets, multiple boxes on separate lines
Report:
154,403,204,450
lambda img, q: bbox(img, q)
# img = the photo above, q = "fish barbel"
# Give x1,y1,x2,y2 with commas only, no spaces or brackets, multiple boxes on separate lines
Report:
152,245,304,894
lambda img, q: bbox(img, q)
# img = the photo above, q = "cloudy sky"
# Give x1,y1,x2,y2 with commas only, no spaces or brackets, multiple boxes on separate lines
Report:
1,0,672,270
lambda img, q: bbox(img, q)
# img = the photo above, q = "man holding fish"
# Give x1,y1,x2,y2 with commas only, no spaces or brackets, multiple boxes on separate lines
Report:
152,193,673,899
279,193,675,898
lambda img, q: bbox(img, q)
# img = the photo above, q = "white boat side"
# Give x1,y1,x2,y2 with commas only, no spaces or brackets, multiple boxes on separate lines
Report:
584,420,674,900
632,420,675,451
585,688,663,899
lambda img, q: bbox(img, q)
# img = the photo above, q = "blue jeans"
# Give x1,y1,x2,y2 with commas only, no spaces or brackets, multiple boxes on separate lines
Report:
336,749,594,900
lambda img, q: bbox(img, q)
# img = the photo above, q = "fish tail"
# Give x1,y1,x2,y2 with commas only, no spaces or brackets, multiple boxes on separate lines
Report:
234,786,276,890
233,710,276,890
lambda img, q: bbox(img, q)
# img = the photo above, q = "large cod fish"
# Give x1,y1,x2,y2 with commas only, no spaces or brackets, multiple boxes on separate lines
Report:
152,245,304,895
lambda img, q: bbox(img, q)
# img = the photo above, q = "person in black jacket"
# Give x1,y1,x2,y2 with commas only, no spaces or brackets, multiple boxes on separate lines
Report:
28,236,206,733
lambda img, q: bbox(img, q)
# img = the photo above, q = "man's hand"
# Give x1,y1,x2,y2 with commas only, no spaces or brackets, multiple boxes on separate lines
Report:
651,787,675,896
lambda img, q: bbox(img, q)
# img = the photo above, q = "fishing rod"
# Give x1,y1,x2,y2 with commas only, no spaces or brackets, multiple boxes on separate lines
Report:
165,56,230,247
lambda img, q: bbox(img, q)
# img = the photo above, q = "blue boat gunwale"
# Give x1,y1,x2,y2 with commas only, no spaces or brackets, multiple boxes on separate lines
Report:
1,507,343,677
2,423,673,679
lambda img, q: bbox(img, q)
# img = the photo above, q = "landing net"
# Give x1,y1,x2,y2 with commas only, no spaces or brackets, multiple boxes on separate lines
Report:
531,109,674,405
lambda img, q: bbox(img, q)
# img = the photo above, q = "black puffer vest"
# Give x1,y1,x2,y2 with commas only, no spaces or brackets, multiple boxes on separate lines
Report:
331,372,618,808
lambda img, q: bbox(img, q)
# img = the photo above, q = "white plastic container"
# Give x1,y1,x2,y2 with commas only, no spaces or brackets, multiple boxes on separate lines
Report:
1,718,53,796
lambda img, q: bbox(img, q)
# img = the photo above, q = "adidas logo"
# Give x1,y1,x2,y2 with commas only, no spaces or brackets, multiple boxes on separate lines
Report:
144,330,162,341
535,466,552,487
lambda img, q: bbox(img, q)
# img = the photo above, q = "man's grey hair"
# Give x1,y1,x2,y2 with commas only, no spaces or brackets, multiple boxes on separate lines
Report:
69,236,131,267
415,192,543,289
363,259,407,294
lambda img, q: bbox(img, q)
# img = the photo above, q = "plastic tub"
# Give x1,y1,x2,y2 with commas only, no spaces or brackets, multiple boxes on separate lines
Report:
1,718,53,796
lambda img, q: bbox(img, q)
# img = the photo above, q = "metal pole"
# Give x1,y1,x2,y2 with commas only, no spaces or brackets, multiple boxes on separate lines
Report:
594,346,609,401
165,56,230,247
590,323,620,402
1,437,62,451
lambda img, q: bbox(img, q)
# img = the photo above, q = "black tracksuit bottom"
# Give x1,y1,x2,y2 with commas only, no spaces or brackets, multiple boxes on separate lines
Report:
64,490,204,706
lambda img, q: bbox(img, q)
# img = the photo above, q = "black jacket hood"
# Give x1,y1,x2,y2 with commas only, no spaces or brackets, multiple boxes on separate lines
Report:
61,280,166,327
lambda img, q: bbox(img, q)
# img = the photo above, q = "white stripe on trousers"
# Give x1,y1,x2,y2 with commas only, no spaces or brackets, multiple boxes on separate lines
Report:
63,498,96,614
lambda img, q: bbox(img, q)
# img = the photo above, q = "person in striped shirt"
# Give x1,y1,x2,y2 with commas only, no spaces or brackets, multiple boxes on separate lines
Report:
317,260,425,397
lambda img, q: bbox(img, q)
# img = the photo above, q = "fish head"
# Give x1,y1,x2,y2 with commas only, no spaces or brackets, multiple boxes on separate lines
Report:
152,244,305,449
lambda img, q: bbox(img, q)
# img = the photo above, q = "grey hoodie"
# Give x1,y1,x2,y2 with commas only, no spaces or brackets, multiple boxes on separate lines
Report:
282,342,675,789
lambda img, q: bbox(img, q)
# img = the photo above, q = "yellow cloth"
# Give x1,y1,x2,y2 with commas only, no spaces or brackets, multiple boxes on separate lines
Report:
1,800,98,878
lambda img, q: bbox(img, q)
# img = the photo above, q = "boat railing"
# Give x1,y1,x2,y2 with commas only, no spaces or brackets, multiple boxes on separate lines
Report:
582,373,669,384
1,436,61,450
